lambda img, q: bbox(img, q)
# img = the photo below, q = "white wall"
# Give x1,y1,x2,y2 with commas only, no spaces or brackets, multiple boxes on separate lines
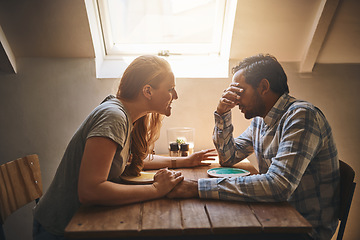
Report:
0,58,359,240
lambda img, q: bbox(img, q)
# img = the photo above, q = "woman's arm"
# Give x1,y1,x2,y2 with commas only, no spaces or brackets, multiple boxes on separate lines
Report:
78,137,183,206
143,149,217,170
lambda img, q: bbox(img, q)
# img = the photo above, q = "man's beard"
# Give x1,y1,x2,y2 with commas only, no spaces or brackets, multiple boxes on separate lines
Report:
244,92,266,119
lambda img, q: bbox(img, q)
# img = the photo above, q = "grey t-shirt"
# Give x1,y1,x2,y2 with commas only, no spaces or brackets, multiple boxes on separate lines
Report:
34,95,133,235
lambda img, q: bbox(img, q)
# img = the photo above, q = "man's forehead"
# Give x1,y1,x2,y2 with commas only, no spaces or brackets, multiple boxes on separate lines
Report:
232,69,245,83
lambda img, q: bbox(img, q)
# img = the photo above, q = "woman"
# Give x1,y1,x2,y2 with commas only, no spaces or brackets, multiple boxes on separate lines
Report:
33,55,216,239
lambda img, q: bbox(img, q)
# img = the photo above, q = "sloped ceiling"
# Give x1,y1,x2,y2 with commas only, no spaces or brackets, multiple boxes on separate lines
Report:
0,0,94,73
0,0,359,73
0,0,94,59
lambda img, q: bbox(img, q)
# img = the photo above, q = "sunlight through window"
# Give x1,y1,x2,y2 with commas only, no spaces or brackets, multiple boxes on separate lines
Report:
86,0,237,78
99,0,226,56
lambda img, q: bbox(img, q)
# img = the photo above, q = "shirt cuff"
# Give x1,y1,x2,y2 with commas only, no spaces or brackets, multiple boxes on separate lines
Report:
198,178,221,199
214,111,232,130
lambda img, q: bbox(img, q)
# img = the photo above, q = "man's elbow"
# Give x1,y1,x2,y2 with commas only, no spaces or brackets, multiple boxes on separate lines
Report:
273,190,292,202
219,161,234,167
218,153,236,167
271,182,295,201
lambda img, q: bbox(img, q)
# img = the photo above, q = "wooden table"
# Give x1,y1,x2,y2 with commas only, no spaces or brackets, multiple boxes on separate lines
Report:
65,160,312,239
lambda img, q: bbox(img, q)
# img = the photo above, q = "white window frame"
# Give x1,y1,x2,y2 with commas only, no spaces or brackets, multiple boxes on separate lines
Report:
85,0,237,79
98,0,226,57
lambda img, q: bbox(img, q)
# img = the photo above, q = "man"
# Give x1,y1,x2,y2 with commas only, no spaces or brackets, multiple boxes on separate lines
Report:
168,54,340,240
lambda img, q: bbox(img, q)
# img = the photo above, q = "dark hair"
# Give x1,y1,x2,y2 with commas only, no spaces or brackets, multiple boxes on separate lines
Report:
232,54,289,95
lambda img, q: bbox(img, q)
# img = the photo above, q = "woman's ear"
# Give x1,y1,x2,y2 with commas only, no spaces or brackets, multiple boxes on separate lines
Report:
258,78,270,95
143,85,152,100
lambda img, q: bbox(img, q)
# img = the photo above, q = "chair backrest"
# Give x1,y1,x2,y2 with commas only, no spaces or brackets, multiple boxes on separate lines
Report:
0,154,43,224
337,160,356,240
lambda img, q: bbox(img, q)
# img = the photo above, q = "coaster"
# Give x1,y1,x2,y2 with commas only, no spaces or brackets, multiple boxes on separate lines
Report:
120,172,155,184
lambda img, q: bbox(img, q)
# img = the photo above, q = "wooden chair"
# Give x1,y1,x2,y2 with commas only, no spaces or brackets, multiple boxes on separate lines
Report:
337,160,356,240
0,154,43,240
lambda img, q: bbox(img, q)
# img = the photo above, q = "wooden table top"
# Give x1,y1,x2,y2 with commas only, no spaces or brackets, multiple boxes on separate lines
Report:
65,159,312,239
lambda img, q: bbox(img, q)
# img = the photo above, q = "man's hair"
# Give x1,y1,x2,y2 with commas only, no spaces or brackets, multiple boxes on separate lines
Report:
232,54,289,95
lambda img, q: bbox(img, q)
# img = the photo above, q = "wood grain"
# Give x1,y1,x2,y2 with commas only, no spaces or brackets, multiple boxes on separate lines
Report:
205,200,261,234
64,204,141,238
141,198,182,236
180,199,211,235
249,202,312,233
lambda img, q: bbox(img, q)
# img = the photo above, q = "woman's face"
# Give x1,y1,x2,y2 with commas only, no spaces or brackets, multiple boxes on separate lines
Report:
150,72,178,117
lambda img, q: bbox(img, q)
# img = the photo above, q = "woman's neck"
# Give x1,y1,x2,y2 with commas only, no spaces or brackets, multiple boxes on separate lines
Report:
119,98,149,123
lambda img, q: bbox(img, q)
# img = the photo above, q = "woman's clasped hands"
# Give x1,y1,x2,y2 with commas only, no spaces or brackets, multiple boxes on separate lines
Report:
152,168,184,197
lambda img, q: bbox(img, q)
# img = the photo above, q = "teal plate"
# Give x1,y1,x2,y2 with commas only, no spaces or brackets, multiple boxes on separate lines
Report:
207,167,250,178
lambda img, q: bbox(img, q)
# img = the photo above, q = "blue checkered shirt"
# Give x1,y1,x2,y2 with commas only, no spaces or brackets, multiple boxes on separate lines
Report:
199,94,340,240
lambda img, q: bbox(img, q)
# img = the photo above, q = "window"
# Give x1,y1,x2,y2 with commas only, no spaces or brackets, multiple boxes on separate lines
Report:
99,0,226,56
85,0,237,78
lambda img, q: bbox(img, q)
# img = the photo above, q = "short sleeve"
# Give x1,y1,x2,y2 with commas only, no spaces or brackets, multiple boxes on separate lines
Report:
87,105,129,148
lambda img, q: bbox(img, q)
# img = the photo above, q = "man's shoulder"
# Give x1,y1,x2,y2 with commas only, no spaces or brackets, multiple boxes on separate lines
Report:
284,98,327,124
287,98,318,114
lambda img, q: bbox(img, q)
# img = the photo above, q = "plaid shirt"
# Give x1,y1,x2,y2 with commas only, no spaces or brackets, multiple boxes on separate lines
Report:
199,94,340,240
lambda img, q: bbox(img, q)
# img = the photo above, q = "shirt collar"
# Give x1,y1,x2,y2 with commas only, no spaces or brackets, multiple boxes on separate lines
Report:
263,93,295,127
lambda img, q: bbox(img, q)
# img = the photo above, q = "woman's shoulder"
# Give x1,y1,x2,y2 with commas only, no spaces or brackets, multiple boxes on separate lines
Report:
80,96,131,132
84,96,132,141
96,95,128,119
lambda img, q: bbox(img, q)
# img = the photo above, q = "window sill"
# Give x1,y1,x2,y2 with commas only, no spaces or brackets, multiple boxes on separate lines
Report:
95,55,230,79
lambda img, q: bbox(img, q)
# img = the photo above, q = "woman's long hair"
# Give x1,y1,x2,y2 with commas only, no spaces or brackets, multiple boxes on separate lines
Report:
116,55,171,176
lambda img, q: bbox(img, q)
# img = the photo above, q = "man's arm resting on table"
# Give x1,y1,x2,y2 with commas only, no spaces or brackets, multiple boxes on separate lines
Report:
167,179,199,198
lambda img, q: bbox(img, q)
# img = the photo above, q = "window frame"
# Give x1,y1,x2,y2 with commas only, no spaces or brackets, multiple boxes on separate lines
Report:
98,0,227,57
85,0,237,78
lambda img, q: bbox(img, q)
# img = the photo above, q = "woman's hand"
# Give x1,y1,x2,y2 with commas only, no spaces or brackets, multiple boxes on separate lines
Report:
152,168,184,197
143,149,218,170
178,149,217,168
